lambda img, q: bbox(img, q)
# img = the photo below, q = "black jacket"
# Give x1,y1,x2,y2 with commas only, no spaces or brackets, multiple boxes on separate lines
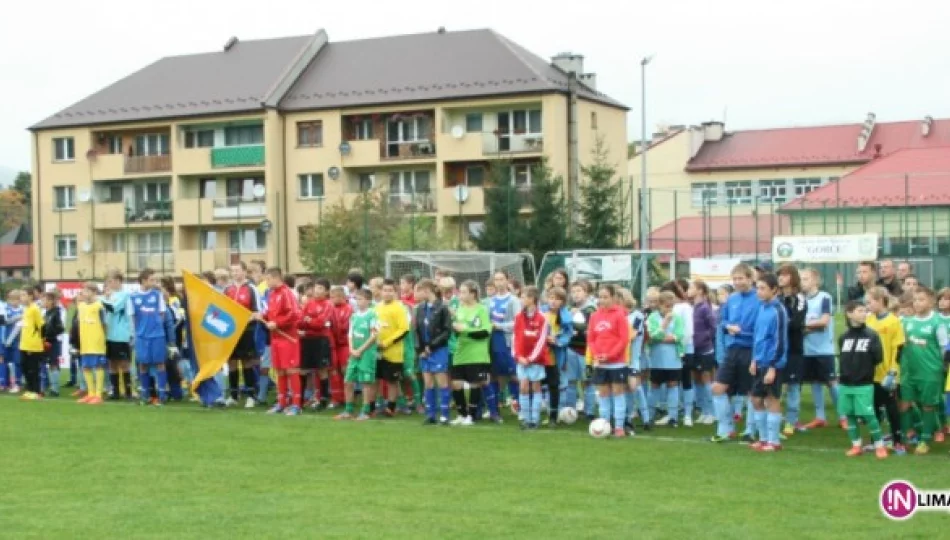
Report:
781,293,807,356
43,307,64,346
838,324,882,386
414,299,452,353
846,284,868,302
877,278,902,297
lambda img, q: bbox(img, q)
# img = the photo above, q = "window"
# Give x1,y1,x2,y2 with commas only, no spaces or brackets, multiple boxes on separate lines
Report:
591,111,598,130
110,233,126,253
137,232,172,254
511,163,533,188
54,186,76,210
465,113,483,132
691,182,718,207
200,230,217,250
358,173,375,192
200,178,218,199
184,129,214,148
758,179,788,204
496,109,542,150
386,116,430,156
909,236,933,256
724,181,753,205
352,119,373,140
138,182,171,202
104,134,122,154
297,121,323,147
389,171,431,196
298,174,325,199
229,229,266,252
225,177,265,202
793,177,824,196
55,235,77,260
465,166,485,187
224,125,264,146
134,134,170,156
53,137,75,161
100,183,125,203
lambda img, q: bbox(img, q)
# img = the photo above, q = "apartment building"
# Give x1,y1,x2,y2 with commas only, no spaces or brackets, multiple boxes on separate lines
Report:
30,28,627,281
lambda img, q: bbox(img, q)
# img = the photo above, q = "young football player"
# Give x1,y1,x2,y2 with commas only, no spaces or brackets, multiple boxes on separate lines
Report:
299,278,334,410
838,300,887,459
130,269,176,406
336,289,378,421
588,284,631,437
101,271,133,400
544,287,573,425
865,288,906,454
801,268,841,430
647,291,684,427
488,270,520,417
74,282,108,404
224,262,263,408
260,268,302,416
41,291,65,397
2,290,24,393
329,286,353,407
900,287,947,455
450,280,492,426
414,279,452,425
513,286,549,429
375,279,410,417
777,265,807,436
748,274,788,452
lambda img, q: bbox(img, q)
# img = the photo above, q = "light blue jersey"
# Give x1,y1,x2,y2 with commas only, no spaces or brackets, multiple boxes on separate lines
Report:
804,290,834,356
4,304,23,348
629,310,645,371
102,290,132,343
489,293,519,352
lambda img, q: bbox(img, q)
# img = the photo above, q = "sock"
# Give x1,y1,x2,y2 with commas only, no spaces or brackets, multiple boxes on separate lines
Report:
319,378,330,404
257,372,271,403
597,394,611,421
532,392,543,425
812,383,826,421
666,386,680,421
624,391,634,421
655,385,668,412
468,387,482,418
584,384,597,416
648,386,660,418
453,389,467,416
829,384,839,408
766,412,782,445
866,414,884,444
396,395,407,409
424,388,436,419
122,371,132,397
243,368,258,400
922,408,937,443
489,381,500,403
785,384,801,426
109,373,120,398
683,387,695,420
912,407,923,434
636,386,650,423
613,392,625,428
508,381,520,404
562,380,577,411
731,395,743,417
138,371,150,401
361,402,371,415
156,370,168,401
439,387,451,419
387,401,397,413
519,391,529,422
229,370,240,400
345,402,354,414
289,374,302,408
743,399,755,435
0,362,7,388
484,384,498,417
83,370,95,397
276,375,288,408
846,415,860,444
94,368,105,397
411,378,422,404
754,409,767,440
49,369,60,393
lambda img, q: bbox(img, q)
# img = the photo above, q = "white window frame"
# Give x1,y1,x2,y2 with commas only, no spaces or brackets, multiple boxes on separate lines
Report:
54,185,76,210
298,173,325,200
184,129,214,149
134,134,170,156
691,182,718,207
511,163,533,188
228,229,266,253
55,235,78,260
465,113,483,133
389,171,432,196
497,109,542,136
106,134,123,154
224,125,264,147
137,232,172,254
758,179,789,204
110,233,126,253
724,180,753,205
387,117,430,144
793,177,824,197
53,137,75,162
225,177,265,203
352,119,373,140
200,230,217,250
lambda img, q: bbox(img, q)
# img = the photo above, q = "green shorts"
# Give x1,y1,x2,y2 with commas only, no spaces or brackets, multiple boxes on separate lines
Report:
345,352,377,384
836,384,876,418
901,379,943,407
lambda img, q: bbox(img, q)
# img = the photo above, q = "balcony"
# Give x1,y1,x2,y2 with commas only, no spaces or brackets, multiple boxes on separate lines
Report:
213,196,267,219
124,155,171,174
383,141,436,161
482,133,544,155
128,252,175,273
211,145,265,169
126,200,173,223
389,191,436,213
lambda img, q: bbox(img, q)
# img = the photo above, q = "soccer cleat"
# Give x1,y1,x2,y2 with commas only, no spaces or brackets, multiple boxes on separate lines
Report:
758,443,780,452
700,415,716,425
782,423,795,436
935,431,946,443
481,410,491,420
489,415,504,425
749,441,765,451
510,400,521,415
423,417,437,425
845,446,863,457
683,416,693,428
149,397,160,406
613,427,625,438
416,405,426,415
906,432,920,445
438,416,449,426
19,392,36,401
654,415,672,426
450,416,467,426
70,389,85,398
224,397,238,407
327,402,338,410
48,391,59,398
893,444,907,456
875,447,889,460
460,416,474,426
355,413,371,421
709,434,733,443
838,418,848,430
802,419,827,430
284,406,302,416
398,407,413,416
266,404,284,415
914,442,930,455
334,412,354,420
87,396,103,405
520,421,529,431
78,395,93,404
382,408,396,418
740,433,756,445
244,397,257,409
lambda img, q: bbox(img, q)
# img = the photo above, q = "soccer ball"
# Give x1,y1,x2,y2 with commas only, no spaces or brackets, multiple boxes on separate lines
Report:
588,418,612,439
558,407,579,425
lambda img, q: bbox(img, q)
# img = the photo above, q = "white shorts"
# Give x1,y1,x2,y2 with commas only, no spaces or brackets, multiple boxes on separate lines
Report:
516,364,546,382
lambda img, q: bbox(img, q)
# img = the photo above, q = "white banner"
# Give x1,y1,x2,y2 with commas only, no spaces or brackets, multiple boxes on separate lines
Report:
689,258,740,288
567,255,632,282
772,234,879,263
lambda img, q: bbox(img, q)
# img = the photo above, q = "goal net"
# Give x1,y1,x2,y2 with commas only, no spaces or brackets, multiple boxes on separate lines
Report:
537,250,676,300
385,251,537,290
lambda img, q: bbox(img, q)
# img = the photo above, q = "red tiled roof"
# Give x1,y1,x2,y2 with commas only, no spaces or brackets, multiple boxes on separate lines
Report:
0,244,31,269
782,146,950,210
687,118,950,171
646,214,790,261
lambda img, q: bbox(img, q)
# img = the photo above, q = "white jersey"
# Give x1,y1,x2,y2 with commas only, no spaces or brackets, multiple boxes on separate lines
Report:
673,301,695,355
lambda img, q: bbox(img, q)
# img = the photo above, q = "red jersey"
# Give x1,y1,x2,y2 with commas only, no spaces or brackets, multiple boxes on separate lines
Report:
264,284,300,340
587,305,630,365
300,297,333,340
331,302,353,348
513,308,550,365
225,281,261,312
400,294,416,307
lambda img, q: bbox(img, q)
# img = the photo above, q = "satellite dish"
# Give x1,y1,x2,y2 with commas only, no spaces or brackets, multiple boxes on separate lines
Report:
453,185,469,203
339,141,351,155
328,166,340,180
252,184,266,198
259,219,273,234
451,125,465,139
78,190,92,203
82,240,92,253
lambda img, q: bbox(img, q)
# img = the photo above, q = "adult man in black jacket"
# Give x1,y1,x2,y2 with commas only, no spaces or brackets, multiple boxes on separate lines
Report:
876,259,902,296
778,265,808,435
847,261,878,302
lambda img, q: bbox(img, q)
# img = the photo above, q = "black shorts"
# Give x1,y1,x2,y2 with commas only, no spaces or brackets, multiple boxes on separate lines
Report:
106,341,131,361
650,368,681,386
716,348,753,396
803,355,837,383
450,363,490,385
751,368,783,399
230,330,259,361
592,367,628,385
691,352,717,372
585,365,594,379
376,359,404,382
301,337,332,371
783,353,804,384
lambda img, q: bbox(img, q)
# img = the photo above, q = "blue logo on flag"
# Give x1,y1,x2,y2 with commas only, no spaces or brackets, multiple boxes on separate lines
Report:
201,304,236,338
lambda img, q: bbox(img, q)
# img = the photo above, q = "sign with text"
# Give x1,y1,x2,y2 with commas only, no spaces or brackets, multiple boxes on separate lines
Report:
772,234,879,263
689,258,741,288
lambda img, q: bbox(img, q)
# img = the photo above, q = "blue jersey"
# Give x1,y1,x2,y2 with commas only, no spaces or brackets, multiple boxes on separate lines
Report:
102,290,132,343
129,289,169,341
720,289,759,350
753,298,788,369
804,291,834,356
629,310,645,371
489,294,516,352
4,304,24,348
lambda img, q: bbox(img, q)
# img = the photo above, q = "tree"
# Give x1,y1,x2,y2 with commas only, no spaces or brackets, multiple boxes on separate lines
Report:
13,172,31,209
523,159,571,265
389,216,457,251
473,162,528,253
576,137,622,249
0,189,28,235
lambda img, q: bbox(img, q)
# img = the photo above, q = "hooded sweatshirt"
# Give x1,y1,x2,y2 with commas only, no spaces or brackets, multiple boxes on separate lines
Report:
838,323,883,386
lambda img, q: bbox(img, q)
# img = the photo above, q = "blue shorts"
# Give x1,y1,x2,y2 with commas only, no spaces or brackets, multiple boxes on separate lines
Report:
516,364,545,382
81,355,107,369
421,347,449,374
135,337,167,366
490,348,516,377
3,344,20,365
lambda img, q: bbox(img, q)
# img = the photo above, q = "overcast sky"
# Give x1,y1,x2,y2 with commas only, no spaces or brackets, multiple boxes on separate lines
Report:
2,0,949,172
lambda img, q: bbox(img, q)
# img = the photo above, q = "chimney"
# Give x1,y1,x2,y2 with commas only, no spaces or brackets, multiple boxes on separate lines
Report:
579,72,597,90
922,115,934,137
551,52,584,75
223,36,239,52
437,26,446,34
702,121,724,142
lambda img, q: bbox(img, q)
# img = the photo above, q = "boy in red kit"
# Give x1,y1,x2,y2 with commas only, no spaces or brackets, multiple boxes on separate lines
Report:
329,286,352,406
260,268,302,416
513,286,549,429
299,278,334,410
588,284,631,437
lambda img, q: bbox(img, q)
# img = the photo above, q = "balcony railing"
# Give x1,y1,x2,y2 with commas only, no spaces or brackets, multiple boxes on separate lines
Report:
212,196,267,219
383,141,437,160
126,200,173,223
211,145,265,168
388,191,436,213
124,155,171,174
482,133,544,154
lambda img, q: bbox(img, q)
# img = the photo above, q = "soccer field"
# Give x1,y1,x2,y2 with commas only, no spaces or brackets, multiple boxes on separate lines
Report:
2,392,947,539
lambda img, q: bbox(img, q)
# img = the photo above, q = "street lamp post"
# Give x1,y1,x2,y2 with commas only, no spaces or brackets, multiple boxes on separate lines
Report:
638,55,654,301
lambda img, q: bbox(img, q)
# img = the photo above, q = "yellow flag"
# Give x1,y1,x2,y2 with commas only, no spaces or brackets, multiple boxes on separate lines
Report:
183,271,253,391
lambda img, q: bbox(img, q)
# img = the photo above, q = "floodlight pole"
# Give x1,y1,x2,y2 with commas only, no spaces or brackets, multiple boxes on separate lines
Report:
638,55,654,301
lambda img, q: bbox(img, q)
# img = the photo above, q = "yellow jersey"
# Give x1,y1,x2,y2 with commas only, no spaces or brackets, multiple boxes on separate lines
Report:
19,303,45,353
77,301,107,355
865,311,904,384
375,300,409,364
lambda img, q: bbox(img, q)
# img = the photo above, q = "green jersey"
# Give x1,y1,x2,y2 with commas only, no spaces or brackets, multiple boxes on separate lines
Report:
901,312,948,382
452,302,491,366
349,309,379,361
402,302,416,364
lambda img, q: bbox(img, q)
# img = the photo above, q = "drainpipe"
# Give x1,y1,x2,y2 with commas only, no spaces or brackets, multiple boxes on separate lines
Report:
33,134,42,281
281,114,289,271
567,73,580,234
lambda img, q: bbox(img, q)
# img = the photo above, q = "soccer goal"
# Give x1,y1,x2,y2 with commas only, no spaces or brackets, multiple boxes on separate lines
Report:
385,251,537,288
537,249,676,300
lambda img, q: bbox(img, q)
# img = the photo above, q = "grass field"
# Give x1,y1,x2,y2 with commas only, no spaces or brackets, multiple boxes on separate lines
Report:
2,386,949,539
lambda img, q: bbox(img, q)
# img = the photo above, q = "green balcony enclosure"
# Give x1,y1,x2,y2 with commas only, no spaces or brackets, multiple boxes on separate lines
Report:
211,145,265,168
